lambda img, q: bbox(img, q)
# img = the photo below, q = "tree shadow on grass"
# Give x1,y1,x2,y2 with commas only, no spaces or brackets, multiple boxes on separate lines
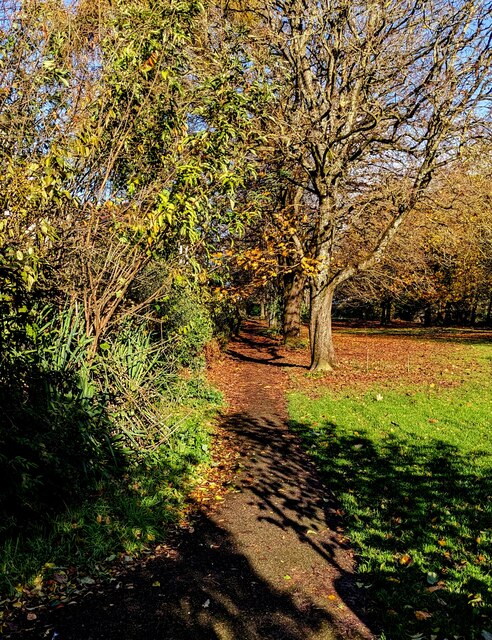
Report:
289,419,492,639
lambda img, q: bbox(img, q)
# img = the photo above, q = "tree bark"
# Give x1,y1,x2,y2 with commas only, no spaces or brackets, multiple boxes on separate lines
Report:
283,270,305,343
309,282,336,371
424,305,433,327
470,299,477,326
380,299,392,326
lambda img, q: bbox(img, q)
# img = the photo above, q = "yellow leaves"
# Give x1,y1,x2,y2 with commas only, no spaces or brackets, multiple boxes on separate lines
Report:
468,592,483,606
300,256,320,276
96,515,111,525
33,575,44,591
399,553,413,566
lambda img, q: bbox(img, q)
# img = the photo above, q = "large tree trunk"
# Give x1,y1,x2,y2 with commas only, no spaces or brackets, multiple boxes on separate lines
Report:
309,282,336,371
283,270,305,343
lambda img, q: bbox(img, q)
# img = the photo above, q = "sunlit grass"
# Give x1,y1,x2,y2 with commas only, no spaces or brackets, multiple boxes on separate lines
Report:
289,340,492,640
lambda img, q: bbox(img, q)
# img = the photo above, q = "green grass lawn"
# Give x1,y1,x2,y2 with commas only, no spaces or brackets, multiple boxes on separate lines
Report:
289,340,492,640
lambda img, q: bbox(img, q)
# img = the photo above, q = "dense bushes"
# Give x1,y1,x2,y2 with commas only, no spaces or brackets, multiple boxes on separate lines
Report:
0,0,256,595
0,284,221,593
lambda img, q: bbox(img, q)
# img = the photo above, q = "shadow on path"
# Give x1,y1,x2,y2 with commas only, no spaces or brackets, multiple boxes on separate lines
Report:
20,513,337,640
7,322,374,640
226,348,304,369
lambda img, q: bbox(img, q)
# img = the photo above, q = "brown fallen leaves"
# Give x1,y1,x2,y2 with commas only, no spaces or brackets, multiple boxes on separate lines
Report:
184,424,241,518
286,323,483,394
415,610,432,621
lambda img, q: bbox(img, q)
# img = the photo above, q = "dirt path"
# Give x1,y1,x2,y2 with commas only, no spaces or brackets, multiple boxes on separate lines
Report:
14,322,375,640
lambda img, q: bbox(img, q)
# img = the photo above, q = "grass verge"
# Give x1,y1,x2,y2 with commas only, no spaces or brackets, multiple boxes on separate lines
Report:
0,388,220,599
288,339,492,640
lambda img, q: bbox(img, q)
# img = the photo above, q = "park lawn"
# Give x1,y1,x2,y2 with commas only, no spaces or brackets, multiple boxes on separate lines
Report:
289,338,492,640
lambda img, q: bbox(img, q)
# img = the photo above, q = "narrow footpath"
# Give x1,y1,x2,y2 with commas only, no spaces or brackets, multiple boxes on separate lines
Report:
17,322,375,640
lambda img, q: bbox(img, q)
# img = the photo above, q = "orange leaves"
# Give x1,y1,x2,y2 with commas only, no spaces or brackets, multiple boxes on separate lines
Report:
141,51,159,73
415,610,432,621
186,425,241,517
399,553,413,566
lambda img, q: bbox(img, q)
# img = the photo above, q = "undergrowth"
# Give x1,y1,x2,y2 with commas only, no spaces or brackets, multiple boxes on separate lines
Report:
0,287,222,595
